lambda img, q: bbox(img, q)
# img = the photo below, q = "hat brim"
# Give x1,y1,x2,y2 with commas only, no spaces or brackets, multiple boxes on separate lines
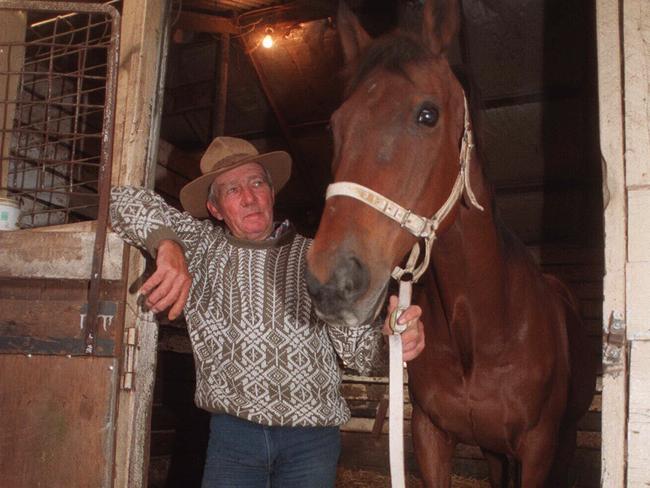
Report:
179,151,292,218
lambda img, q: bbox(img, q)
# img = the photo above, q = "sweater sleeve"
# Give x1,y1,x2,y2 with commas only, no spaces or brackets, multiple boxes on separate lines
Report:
109,185,216,262
326,319,388,376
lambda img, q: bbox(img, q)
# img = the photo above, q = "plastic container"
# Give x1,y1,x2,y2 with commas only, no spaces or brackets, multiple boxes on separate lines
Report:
0,197,21,230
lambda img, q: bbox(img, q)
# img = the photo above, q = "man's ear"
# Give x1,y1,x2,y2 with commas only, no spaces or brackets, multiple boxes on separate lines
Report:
206,200,223,221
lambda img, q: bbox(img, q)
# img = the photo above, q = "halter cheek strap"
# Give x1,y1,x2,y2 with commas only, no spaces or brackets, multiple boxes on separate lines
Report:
325,94,484,282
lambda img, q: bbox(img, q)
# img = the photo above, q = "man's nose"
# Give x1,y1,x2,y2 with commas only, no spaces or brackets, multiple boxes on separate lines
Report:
240,186,255,205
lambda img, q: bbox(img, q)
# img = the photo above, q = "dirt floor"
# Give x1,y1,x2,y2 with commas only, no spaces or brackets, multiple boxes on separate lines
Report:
336,467,491,487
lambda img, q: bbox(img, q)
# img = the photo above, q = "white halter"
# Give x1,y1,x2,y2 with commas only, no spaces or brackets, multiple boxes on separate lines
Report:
325,94,484,283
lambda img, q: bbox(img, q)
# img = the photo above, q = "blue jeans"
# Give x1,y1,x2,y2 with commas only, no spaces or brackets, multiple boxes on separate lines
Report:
201,414,341,488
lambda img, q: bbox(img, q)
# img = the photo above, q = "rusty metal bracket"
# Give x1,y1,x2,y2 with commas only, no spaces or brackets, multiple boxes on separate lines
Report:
603,310,626,372
121,326,137,390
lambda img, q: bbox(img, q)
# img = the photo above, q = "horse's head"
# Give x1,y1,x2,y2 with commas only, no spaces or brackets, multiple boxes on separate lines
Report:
306,0,469,326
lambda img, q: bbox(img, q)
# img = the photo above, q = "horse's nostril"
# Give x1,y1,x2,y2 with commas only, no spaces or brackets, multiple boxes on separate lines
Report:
335,255,368,301
306,255,369,317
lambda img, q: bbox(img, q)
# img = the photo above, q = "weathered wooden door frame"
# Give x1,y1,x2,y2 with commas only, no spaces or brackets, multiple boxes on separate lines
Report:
598,0,650,486
597,0,627,485
110,0,171,486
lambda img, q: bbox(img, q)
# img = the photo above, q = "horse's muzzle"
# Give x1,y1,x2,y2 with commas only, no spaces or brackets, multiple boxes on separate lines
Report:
306,253,370,326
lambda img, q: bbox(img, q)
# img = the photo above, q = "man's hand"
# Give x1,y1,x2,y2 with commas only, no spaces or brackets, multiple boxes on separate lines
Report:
382,295,425,362
139,240,191,320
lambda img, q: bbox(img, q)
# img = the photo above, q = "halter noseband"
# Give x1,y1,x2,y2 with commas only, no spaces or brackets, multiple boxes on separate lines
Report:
325,94,484,282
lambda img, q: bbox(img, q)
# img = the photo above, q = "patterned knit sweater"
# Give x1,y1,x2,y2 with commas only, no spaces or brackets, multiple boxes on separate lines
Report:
110,186,386,427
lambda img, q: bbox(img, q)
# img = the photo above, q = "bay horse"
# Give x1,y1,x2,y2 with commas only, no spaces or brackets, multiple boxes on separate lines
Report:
305,1,597,486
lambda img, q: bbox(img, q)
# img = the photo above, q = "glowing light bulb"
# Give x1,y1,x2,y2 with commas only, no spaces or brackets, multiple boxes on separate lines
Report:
262,33,274,49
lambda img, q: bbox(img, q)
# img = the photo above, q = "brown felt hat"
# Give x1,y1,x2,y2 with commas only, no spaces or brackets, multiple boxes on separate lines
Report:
179,137,291,218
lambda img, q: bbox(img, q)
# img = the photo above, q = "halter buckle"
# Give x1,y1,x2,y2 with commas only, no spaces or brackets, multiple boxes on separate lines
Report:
399,210,411,228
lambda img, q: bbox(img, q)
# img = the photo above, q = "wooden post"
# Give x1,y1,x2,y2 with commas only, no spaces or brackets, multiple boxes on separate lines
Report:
596,1,627,487
0,11,26,198
214,33,230,137
110,0,170,487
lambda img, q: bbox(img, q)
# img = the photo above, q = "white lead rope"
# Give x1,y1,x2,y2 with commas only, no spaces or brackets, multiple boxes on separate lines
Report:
388,280,411,488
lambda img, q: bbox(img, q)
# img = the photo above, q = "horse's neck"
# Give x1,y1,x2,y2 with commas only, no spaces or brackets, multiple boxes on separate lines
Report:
430,159,513,347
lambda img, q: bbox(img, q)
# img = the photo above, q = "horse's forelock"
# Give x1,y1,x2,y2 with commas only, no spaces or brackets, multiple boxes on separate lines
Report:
344,34,432,97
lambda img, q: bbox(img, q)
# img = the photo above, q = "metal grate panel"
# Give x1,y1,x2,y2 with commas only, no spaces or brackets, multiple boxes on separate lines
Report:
0,1,119,229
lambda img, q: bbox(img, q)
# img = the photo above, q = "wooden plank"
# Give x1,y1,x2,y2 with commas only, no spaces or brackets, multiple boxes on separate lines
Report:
0,230,124,280
627,261,650,339
0,298,118,356
175,11,238,35
0,276,124,356
627,341,650,485
624,0,650,187
596,0,627,486
628,188,650,263
0,354,118,488
624,3,650,484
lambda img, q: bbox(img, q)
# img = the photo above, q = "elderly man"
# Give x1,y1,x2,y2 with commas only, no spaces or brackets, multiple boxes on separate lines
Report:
110,137,424,488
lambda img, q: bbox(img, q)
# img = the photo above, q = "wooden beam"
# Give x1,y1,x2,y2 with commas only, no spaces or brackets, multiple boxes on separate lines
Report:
0,230,124,280
183,0,335,22
176,11,238,35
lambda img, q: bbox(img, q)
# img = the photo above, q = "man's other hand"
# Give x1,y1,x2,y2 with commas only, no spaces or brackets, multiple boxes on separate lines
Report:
139,240,191,320
382,295,425,362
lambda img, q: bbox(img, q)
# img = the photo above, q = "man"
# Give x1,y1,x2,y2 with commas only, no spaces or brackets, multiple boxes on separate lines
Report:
110,136,424,488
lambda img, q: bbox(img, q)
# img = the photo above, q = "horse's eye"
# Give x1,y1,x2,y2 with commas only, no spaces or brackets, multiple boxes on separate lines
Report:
417,106,439,127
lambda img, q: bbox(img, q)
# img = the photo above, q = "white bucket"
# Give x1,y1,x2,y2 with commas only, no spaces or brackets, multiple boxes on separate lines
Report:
0,197,21,230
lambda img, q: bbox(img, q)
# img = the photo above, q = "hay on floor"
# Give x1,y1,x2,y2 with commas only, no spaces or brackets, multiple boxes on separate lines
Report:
336,467,491,487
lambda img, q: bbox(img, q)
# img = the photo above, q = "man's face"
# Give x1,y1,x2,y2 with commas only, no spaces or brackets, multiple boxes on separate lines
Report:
206,162,275,241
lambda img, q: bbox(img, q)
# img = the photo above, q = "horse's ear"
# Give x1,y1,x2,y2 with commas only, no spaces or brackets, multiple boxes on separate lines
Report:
422,0,460,55
337,0,371,65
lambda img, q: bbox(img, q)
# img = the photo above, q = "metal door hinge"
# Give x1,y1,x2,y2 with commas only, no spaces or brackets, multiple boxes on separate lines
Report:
603,311,626,371
121,327,138,390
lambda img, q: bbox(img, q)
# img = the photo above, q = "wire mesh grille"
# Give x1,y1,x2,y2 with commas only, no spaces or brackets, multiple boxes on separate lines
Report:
0,2,119,228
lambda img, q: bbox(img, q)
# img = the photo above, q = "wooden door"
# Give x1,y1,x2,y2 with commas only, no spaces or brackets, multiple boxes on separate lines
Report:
0,1,169,487
0,226,128,488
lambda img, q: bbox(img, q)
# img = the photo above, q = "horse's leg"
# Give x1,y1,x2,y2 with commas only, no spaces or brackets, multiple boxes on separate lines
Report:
517,424,557,488
544,421,577,488
480,449,510,488
412,404,455,487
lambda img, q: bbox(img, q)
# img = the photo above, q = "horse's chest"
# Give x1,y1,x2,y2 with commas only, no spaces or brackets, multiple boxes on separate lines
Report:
409,358,524,453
